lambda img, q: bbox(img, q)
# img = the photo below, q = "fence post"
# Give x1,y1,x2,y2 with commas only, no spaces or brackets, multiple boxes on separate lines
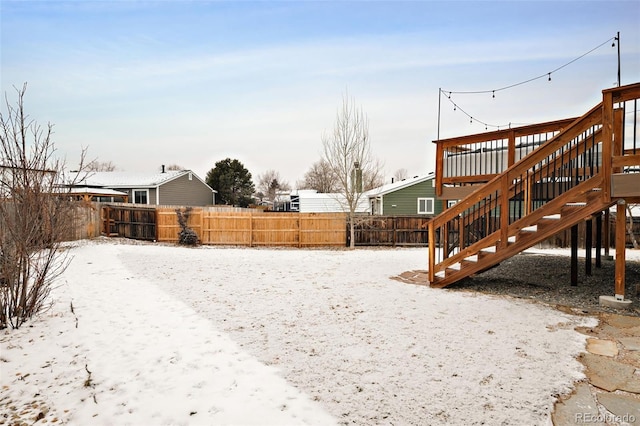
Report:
392,217,396,248
249,210,253,248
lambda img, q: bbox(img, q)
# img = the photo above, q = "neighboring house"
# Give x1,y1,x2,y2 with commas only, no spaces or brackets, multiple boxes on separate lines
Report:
289,190,370,213
367,173,444,216
75,168,216,206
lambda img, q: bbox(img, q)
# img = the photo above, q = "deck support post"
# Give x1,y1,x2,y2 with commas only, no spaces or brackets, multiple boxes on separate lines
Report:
614,200,626,299
571,225,578,286
595,212,602,268
604,209,611,258
599,200,632,309
585,218,592,276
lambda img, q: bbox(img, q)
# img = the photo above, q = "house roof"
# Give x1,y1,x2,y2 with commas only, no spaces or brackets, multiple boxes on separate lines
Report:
367,173,435,197
77,170,216,192
80,171,186,187
68,187,128,196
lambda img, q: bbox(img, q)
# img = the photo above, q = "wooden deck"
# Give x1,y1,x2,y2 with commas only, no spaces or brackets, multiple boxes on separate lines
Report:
428,82,640,298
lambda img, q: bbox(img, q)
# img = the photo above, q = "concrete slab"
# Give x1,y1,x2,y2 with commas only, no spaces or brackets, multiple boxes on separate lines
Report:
597,393,640,424
586,338,619,357
552,383,603,426
600,295,634,310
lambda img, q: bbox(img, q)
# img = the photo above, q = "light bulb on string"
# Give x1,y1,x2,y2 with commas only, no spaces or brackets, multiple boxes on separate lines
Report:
492,90,495,99
548,73,551,82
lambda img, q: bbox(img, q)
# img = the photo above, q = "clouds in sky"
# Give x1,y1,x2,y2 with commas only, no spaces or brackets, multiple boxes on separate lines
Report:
2,1,639,186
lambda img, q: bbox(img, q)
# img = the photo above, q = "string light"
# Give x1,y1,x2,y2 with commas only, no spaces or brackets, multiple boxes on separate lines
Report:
441,35,616,97
439,34,618,132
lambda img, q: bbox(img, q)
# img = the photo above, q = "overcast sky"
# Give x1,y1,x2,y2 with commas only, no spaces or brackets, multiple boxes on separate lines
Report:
2,1,639,187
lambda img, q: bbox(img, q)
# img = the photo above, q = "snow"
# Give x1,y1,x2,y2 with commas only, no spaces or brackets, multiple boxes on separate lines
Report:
2,240,612,425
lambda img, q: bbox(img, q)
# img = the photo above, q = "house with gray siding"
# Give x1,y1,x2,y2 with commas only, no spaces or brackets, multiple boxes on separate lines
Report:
367,173,443,216
76,169,216,206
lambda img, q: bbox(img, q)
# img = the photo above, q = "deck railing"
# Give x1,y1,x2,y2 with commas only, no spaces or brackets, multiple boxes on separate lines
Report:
435,118,576,195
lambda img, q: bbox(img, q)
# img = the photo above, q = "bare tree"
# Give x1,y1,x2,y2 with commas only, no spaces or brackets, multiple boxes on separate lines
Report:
322,92,381,248
86,160,117,172
165,164,184,171
393,168,409,182
257,169,290,205
363,159,385,190
298,159,339,193
0,84,87,329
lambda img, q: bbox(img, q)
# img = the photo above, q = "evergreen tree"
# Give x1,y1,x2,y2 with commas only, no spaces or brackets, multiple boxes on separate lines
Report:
205,158,255,207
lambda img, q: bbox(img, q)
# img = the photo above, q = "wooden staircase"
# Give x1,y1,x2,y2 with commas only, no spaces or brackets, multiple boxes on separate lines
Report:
427,83,640,288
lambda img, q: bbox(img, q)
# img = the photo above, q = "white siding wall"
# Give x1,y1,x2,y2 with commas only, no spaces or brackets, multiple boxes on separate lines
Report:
298,193,370,213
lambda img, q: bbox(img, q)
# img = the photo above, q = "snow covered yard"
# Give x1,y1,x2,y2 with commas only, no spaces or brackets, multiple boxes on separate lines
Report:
1,240,598,425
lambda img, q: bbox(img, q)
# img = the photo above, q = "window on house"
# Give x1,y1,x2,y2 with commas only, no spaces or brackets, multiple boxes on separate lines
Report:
447,200,458,208
417,197,434,214
134,189,149,204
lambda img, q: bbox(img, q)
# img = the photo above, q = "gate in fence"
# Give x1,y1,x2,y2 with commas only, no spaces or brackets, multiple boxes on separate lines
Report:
102,204,157,241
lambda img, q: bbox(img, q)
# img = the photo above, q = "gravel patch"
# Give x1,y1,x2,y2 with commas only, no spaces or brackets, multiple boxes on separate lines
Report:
447,251,640,317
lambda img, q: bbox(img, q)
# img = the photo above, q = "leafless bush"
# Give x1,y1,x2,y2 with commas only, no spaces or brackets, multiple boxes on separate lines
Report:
0,84,86,329
175,207,198,246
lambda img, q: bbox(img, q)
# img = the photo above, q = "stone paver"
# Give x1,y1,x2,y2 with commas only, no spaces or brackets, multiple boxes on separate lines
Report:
582,353,636,392
620,337,640,351
596,393,640,424
586,338,619,357
604,314,640,329
552,383,603,426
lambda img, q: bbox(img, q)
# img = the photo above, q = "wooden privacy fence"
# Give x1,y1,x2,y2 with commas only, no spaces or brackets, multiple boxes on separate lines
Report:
96,204,639,248
157,207,347,247
352,215,431,247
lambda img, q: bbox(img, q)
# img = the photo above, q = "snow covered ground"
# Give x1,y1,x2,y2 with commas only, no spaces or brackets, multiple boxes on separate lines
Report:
1,239,610,425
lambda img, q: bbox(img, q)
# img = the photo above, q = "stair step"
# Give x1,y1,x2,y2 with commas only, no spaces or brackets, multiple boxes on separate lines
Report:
543,214,561,220
561,202,587,214
479,246,496,254
537,215,561,230
520,225,538,233
462,257,477,265
446,263,461,272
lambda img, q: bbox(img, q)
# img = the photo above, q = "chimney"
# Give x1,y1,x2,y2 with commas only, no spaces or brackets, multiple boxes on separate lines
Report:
161,165,165,173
